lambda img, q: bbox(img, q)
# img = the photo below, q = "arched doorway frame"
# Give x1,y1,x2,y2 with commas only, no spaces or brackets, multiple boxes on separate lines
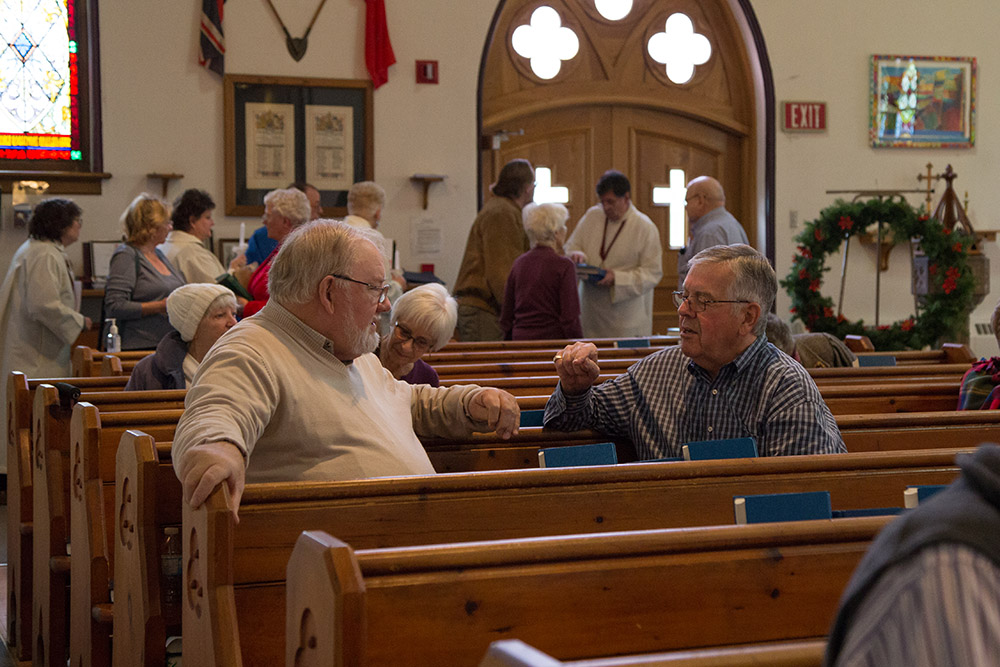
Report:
475,0,776,265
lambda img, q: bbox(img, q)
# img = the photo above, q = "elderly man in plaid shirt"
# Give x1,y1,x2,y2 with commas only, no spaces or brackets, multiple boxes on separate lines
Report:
544,244,845,460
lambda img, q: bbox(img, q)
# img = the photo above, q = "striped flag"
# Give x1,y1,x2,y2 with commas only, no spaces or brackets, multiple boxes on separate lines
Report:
199,0,225,75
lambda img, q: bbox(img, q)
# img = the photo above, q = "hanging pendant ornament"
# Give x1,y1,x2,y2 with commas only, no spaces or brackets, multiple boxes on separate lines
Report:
264,0,329,61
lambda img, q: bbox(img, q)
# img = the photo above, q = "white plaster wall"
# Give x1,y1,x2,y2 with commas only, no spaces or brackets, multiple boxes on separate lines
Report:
2,0,998,353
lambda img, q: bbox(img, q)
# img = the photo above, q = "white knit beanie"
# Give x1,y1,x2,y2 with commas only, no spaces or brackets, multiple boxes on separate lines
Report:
167,283,233,342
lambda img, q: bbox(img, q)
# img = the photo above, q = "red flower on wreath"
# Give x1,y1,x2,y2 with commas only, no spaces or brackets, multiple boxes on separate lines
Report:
946,267,961,279
814,228,825,242
790,307,797,314
943,228,952,235
837,313,846,323
953,241,964,253
838,215,854,232
929,263,939,276
809,279,820,292
798,245,812,259
919,214,929,221
877,325,890,331
824,307,834,318
901,318,915,332
943,277,957,294
799,268,809,280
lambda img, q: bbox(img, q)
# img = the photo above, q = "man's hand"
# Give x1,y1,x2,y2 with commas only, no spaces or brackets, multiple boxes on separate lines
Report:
467,388,520,439
568,251,588,265
595,268,616,286
553,342,601,395
177,441,246,523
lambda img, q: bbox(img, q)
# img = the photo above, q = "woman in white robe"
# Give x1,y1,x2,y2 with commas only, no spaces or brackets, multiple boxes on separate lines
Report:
0,198,91,473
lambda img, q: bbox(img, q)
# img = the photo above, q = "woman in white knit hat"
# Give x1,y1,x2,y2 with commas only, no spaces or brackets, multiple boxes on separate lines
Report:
125,283,237,390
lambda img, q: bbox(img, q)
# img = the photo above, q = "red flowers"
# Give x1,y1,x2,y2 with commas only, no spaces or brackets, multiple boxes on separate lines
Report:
901,318,915,332
798,245,813,259
838,215,854,232
928,263,938,276
953,241,964,253
814,228,825,242
943,266,961,294
809,279,820,292
799,268,809,280
823,307,834,318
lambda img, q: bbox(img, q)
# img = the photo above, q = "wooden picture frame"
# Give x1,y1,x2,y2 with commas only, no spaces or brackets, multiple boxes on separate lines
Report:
224,74,374,217
216,238,241,264
870,55,976,148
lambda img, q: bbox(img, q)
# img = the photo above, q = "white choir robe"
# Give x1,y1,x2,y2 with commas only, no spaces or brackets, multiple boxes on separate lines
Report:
564,203,663,338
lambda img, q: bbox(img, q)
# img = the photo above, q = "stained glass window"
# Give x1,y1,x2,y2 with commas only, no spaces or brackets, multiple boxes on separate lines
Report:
1,0,81,161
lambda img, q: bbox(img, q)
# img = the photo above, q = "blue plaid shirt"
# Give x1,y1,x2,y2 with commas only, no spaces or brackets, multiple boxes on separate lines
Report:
544,335,846,459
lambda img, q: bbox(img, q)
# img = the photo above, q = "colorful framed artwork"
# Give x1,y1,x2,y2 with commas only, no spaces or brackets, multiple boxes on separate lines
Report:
224,74,373,217
870,55,976,148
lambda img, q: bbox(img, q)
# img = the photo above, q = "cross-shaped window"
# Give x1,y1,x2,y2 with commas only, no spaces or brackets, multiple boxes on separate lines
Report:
511,6,580,80
533,166,570,204
647,13,711,85
652,168,688,249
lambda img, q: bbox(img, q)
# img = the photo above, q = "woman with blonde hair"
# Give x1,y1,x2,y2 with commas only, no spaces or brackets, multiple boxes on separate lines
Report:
500,202,582,340
103,193,185,349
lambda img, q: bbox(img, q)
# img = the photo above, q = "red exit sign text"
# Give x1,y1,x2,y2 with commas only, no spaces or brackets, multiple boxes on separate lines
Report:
782,101,826,132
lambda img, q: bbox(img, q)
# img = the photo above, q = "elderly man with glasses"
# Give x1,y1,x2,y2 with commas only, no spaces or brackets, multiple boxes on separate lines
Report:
545,244,844,460
677,176,748,289
173,220,520,519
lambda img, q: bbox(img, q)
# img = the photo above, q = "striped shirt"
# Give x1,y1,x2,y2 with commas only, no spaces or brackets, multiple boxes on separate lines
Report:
543,335,845,459
834,544,1000,667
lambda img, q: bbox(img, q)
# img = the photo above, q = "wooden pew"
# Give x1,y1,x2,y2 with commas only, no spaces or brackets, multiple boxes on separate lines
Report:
479,638,827,667
5,372,131,661
31,382,182,667
180,446,963,666
438,336,678,352
67,404,181,667
424,345,666,365
281,519,890,666
71,346,152,377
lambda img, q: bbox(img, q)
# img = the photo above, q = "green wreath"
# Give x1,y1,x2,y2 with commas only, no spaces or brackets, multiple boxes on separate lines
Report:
780,197,975,350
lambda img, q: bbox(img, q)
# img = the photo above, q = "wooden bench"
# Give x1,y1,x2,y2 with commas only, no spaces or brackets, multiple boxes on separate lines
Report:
479,638,827,667
68,403,182,667
5,372,132,661
280,518,889,666
71,346,152,377
179,444,964,666
31,385,181,667
437,336,679,352
425,345,666,365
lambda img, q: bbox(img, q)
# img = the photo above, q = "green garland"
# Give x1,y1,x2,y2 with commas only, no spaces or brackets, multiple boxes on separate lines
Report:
780,197,975,350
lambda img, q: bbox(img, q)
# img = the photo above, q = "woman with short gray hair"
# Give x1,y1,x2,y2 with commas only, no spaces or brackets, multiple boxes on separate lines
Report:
378,283,457,386
499,202,582,340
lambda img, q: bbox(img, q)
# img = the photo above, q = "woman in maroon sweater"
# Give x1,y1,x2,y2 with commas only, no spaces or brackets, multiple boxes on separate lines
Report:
500,203,583,340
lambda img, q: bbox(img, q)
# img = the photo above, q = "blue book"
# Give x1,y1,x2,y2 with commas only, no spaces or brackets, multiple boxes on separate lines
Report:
734,491,832,525
519,409,545,428
682,437,758,461
832,507,904,518
614,338,651,349
904,484,948,509
575,263,607,284
857,354,897,367
538,442,617,468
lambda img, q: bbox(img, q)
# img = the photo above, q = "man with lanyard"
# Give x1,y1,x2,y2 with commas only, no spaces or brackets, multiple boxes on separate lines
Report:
565,170,663,337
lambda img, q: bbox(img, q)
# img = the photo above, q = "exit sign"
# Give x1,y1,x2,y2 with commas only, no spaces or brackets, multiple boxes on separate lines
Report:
782,101,827,132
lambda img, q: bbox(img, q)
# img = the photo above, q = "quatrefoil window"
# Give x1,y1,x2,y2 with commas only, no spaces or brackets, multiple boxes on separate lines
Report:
647,13,712,85
511,6,580,80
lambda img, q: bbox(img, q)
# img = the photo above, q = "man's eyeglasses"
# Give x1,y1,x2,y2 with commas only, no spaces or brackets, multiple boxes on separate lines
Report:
672,291,751,313
394,321,434,352
330,273,390,303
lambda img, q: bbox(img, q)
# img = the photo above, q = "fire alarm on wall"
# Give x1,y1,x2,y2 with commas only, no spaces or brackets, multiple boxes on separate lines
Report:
416,60,439,84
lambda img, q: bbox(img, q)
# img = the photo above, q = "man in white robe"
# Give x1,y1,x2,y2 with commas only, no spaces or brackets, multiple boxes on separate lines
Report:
565,170,663,338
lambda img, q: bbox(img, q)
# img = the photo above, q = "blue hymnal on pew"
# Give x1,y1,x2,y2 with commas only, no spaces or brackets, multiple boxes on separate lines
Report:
538,442,617,468
734,491,832,524
857,354,897,367
682,437,758,461
520,409,545,427
904,484,948,508
614,338,651,348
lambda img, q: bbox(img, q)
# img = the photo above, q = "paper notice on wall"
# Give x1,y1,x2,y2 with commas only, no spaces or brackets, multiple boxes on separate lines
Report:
245,103,295,190
410,216,442,256
305,105,353,192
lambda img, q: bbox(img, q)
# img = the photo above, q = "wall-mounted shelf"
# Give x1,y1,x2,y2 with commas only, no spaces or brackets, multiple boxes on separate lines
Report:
410,174,445,210
147,172,183,198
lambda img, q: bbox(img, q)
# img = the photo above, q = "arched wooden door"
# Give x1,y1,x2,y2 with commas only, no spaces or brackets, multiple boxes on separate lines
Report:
482,0,759,332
